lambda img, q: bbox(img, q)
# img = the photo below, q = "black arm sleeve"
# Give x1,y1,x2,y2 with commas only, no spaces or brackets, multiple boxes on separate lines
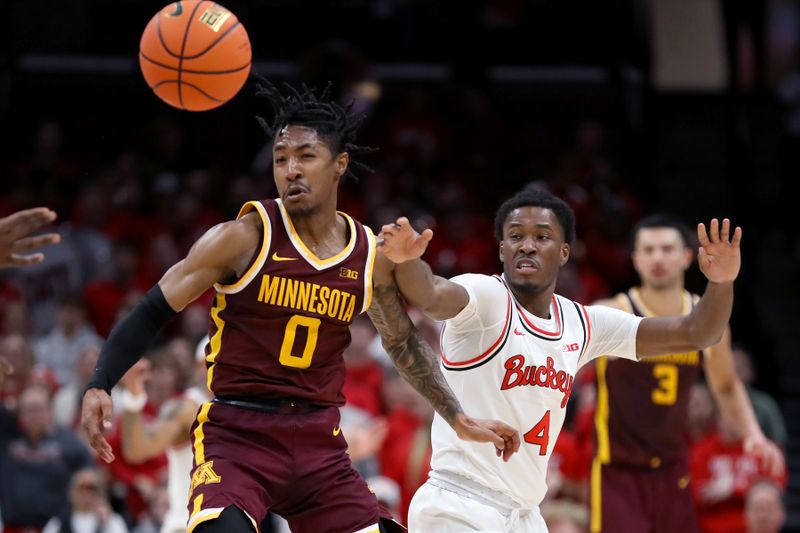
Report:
85,285,178,394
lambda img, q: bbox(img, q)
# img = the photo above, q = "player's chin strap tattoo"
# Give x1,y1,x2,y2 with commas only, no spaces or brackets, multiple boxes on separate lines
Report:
367,282,462,428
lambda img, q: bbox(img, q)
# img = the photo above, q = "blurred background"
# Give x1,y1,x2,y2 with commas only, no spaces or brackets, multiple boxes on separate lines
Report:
1,0,799,531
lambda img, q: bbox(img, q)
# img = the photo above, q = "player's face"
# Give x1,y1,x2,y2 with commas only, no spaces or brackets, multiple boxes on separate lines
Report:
272,125,348,219
499,207,570,297
632,228,692,289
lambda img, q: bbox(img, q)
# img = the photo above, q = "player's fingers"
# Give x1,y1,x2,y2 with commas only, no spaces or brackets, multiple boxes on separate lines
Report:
4,208,57,240
11,233,60,253
769,448,785,477
510,429,521,452
731,226,742,247
502,435,516,462
697,223,709,247
0,358,13,375
709,218,720,243
8,253,46,266
421,228,434,242
697,246,708,266
720,218,731,243
395,216,410,229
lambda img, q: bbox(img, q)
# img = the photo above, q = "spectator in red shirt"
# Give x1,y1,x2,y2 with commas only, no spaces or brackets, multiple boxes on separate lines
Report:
691,411,786,533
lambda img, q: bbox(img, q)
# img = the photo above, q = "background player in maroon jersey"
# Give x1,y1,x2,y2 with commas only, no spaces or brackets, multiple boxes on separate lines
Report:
80,81,519,533
590,214,784,533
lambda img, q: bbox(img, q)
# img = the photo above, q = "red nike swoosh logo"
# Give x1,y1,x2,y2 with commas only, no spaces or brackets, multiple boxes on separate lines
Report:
513,328,524,336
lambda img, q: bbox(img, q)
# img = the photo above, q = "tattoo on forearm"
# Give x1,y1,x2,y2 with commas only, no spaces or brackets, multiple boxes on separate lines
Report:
368,283,462,427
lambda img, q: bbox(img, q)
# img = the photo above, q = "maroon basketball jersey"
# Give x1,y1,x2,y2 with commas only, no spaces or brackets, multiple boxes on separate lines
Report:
595,289,703,468
203,199,376,407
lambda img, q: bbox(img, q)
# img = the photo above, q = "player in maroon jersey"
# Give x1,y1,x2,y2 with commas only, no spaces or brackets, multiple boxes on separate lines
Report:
80,81,519,533
590,214,783,533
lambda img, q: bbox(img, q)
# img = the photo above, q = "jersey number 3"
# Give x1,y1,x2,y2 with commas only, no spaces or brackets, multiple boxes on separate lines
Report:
652,363,678,405
279,315,321,369
524,411,551,456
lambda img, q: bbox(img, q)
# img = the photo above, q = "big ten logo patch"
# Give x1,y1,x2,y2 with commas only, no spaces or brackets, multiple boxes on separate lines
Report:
199,7,231,32
339,267,359,280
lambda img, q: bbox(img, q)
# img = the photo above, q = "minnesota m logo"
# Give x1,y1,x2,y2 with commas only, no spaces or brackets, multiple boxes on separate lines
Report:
190,461,222,492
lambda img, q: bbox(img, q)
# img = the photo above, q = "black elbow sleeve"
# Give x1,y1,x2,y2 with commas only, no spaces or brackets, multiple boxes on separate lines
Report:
85,285,178,394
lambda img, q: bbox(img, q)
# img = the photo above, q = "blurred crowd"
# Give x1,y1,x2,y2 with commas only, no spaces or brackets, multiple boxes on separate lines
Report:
0,77,788,532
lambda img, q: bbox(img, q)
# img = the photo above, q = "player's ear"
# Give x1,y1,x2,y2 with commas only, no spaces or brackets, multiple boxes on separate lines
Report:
682,246,693,269
498,241,505,263
560,243,570,266
336,152,349,178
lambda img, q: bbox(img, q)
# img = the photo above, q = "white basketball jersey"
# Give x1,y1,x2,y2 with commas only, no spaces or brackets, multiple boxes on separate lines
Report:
430,274,642,508
162,387,210,533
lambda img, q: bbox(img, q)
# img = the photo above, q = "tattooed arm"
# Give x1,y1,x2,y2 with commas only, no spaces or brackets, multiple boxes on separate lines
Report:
368,254,520,460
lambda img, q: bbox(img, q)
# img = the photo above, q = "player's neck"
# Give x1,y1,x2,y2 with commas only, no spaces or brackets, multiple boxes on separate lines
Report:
291,209,347,258
636,283,685,316
511,286,555,319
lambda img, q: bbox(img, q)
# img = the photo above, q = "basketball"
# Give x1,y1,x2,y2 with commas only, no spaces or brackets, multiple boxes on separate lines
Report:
139,1,251,111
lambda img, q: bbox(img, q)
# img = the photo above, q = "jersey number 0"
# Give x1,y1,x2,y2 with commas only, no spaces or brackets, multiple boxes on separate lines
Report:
279,315,321,369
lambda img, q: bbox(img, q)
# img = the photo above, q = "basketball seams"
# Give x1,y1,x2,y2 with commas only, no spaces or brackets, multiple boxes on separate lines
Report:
177,0,208,109
152,80,224,102
140,51,249,75
155,14,182,59
182,22,242,60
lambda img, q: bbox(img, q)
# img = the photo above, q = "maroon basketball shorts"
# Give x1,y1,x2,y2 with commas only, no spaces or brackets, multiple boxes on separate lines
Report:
591,458,699,533
186,400,386,533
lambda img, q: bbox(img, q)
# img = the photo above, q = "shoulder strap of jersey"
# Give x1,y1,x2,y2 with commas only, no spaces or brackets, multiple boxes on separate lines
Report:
214,200,272,294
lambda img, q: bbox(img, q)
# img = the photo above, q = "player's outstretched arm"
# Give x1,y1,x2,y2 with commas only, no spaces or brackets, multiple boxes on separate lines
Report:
636,218,741,357
367,273,520,461
0,207,60,268
704,329,785,477
81,215,261,462
377,217,468,321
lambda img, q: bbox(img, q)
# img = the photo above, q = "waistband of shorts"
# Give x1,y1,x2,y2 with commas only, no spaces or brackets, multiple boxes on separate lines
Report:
213,396,326,414
428,470,530,516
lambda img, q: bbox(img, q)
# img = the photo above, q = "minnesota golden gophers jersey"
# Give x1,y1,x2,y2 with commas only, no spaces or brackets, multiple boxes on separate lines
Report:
202,199,376,406
594,289,703,468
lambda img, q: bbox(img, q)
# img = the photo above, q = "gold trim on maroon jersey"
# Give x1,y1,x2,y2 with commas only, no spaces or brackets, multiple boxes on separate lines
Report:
214,201,272,294
361,225,378,312
276,198,358,270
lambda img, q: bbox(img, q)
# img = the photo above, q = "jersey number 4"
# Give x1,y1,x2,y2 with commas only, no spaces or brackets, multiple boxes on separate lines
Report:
279,315,321,369
524,411,551,456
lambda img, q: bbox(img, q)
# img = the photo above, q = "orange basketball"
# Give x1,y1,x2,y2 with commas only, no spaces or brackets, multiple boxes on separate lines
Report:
139,0,251,111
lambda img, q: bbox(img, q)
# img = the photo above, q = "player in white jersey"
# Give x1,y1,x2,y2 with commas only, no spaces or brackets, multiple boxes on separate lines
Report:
119,337,211,533
378,187,743,532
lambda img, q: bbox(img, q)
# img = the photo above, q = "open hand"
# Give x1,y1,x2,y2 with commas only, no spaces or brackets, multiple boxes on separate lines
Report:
744,433,785,478
0,208,60,268
453,413,521,462
696,218,742,283
378,217,433,264
81,388,115,463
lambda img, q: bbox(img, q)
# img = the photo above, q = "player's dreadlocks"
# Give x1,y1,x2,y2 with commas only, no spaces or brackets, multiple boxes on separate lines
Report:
254,75,376,181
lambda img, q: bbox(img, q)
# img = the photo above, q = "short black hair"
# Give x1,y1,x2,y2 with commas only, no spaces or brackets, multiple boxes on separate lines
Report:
632,214,693,248
254,76,376,181
494,186,576,244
